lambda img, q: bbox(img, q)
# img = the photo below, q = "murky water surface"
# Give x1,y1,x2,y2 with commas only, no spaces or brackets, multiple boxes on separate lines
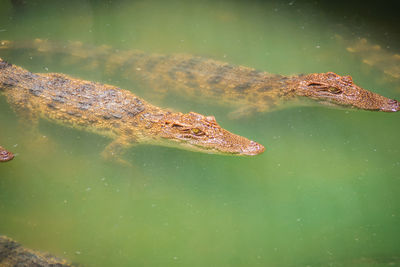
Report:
1,1,399,266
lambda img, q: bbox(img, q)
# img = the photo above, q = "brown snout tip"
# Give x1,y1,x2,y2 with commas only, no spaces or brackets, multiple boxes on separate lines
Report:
0,148,14,162
242,141,265,156
381,99,400,112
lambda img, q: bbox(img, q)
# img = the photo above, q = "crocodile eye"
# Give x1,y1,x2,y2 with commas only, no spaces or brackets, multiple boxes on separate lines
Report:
329,87,342,94
191,128,205,136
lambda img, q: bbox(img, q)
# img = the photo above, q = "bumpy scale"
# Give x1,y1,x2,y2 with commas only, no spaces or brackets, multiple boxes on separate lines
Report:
1,39,398,117
0,58,264,162
0,235,73,267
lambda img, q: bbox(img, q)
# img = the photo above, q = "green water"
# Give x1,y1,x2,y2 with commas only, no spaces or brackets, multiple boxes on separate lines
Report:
1,0,400,266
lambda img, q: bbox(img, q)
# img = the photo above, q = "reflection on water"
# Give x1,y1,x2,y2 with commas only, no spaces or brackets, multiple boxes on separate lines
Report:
1,1,400,266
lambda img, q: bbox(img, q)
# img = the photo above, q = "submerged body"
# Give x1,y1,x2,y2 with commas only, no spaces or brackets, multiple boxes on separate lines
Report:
0,145,14,162
0,235,73,267
1,39,399,116
0,59,264,159
336,35,400,80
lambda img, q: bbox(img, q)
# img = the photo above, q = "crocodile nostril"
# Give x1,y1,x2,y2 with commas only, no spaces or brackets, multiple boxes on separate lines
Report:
381,99,400,112
391,100,400,112
0,147,14,162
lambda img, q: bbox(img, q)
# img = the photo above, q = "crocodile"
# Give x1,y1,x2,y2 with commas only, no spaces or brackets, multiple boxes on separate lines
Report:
336,34,400,80
1,39,399,117
0,145,14,162
0,235,74,267
0,58,264,161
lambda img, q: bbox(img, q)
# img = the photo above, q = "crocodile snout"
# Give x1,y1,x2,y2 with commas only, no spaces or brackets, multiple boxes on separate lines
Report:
381,99,400,112
0,146,14,162
241,140,265,155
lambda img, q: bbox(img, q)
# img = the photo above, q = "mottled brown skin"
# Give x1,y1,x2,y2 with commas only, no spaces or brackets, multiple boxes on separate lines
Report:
1,39,398,117
114,53,400,114
291,72,400,112
0,235,73,267
336,34,400,80
0,146,14,162
0,58,264,160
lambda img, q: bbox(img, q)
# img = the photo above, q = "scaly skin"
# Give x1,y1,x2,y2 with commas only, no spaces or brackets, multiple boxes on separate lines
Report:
0,145,14,162
0,235,73,267
0,59,264,160
1,39,398,116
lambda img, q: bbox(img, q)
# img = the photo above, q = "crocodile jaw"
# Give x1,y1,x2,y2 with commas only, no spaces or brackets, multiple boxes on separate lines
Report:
149,137,265,156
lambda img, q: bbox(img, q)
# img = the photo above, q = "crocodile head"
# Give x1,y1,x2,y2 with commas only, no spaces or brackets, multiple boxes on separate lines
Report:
294,72,400,112
158,112,264,155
